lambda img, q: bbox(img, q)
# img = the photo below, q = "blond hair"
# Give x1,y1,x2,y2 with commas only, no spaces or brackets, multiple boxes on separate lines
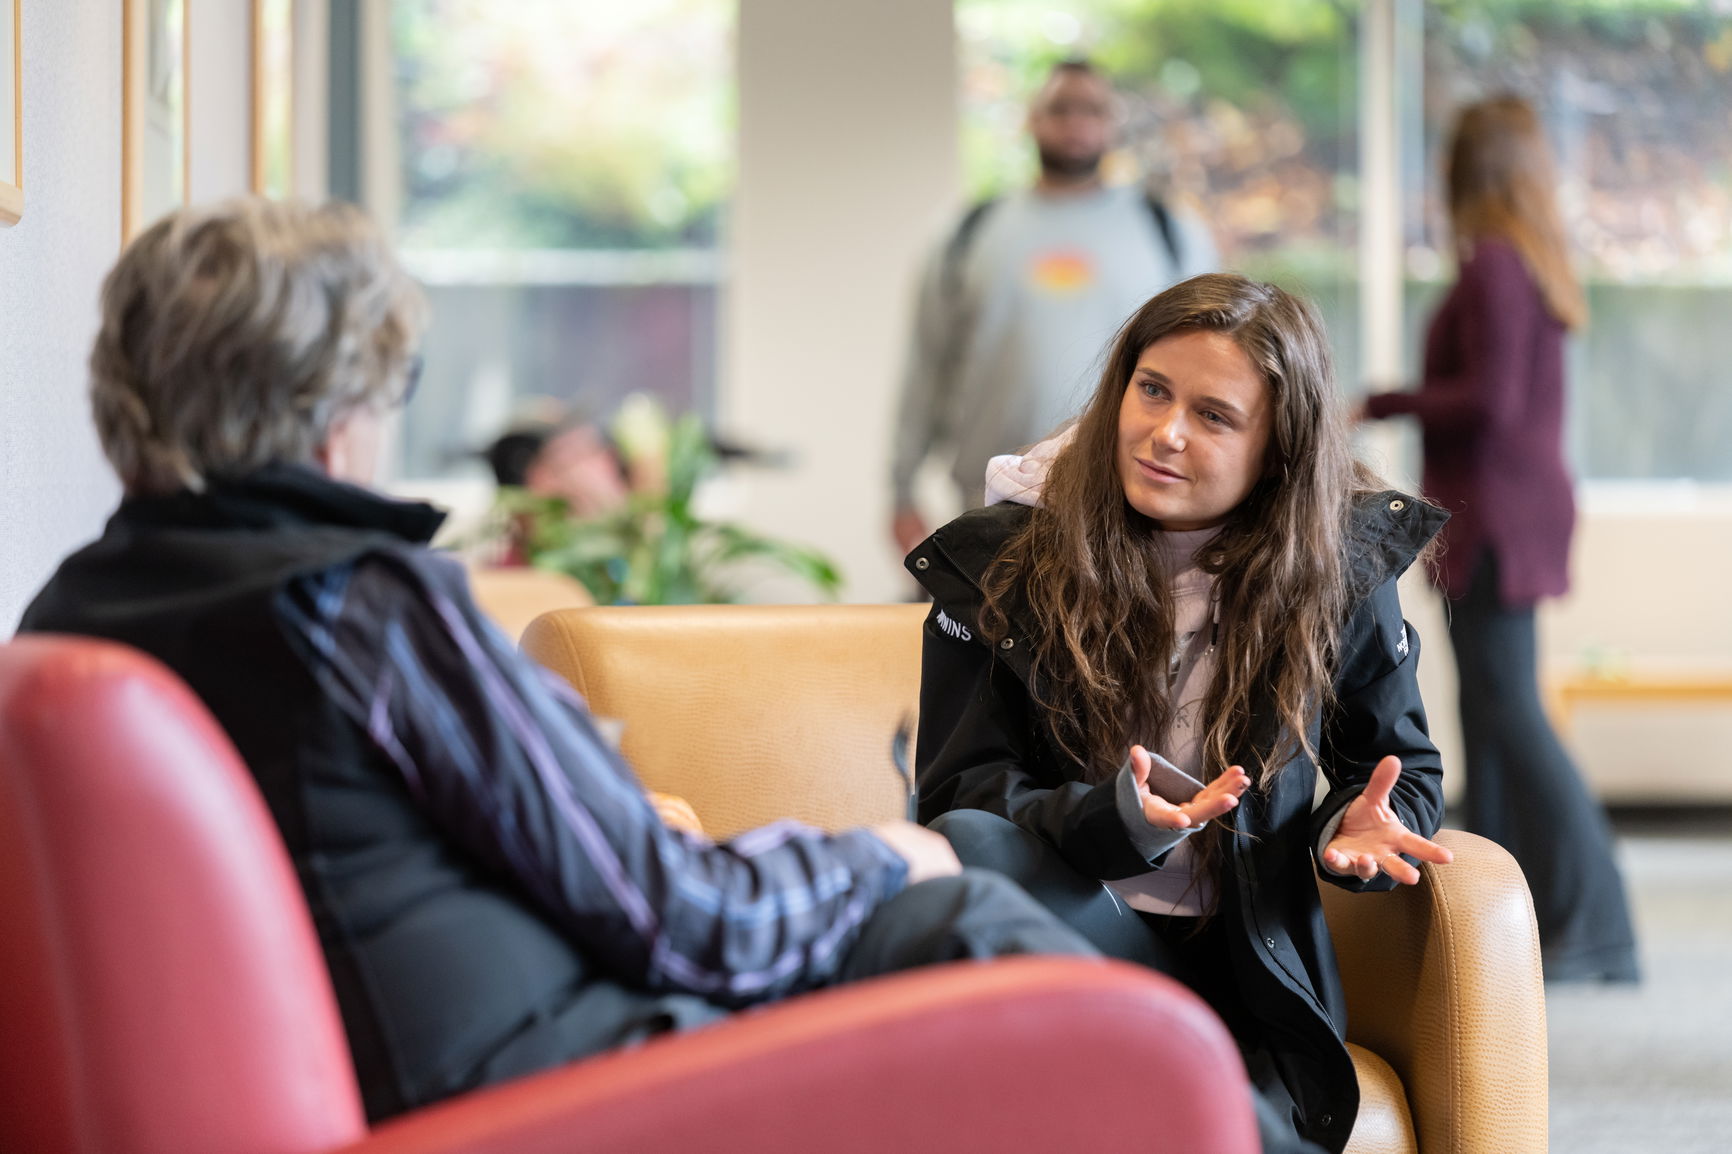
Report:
90,197,428,494
1447,95,1587,330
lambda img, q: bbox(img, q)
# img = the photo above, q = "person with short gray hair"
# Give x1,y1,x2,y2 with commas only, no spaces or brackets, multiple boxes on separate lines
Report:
22,196,1092,1122
89,197,426,496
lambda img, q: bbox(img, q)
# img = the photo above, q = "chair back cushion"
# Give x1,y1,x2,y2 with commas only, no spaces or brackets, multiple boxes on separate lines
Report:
466,563,593,644
522,604,927,839
0,635,366,1154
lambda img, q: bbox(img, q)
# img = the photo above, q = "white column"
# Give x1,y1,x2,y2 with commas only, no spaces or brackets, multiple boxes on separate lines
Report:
356,0,395,221
728,0,958,602
1360,0,1464,802
292,0,331,200
1359,0,1403,389
186,0,251,201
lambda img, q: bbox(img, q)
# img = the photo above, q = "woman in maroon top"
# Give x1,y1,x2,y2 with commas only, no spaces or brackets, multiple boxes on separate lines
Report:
1362,96,1638,983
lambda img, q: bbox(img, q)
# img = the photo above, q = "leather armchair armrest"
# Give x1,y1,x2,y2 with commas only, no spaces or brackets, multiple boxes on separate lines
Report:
1321,829,1548,1154
347,958,1260,1154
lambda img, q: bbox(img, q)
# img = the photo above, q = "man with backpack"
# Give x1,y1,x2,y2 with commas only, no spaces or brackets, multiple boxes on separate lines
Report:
889,59,1219,555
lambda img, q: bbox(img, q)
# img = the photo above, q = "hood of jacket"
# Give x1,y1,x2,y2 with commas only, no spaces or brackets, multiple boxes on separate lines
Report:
907,489,1447,673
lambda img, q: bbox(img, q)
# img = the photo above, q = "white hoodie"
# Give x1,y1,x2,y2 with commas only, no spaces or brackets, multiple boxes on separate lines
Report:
983,426,1075,509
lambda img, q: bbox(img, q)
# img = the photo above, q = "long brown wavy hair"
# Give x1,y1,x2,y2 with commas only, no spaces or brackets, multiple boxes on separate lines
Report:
1447,95,1587,330
979,274,1378,801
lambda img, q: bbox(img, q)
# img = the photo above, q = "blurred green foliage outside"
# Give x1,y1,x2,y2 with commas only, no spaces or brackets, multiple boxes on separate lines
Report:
393,0,732,250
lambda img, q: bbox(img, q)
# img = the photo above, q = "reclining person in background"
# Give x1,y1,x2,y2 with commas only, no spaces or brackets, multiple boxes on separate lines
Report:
19,196,1093,1122
485,407,633,520
479,407,635,568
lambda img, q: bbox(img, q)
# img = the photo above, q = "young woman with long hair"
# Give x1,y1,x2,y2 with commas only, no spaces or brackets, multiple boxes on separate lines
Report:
906,272,1453,1154
1360,95,1638,985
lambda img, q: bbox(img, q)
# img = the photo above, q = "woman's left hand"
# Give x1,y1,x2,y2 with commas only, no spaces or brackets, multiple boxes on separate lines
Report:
1321,755,1454,884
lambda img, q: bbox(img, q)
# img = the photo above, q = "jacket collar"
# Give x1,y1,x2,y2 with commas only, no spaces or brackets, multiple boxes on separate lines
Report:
1344,489,1449,597
112,462,448,545
910,489,1448,612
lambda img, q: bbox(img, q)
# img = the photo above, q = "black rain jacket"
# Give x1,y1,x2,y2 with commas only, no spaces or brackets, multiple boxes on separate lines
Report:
905,491,1449,1153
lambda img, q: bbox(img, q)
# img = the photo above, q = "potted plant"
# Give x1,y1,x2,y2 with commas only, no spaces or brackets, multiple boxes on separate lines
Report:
491,394,841,605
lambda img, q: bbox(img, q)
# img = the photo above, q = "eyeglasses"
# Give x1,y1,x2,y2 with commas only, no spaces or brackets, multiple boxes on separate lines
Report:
397,354,425,409
891,713,917,821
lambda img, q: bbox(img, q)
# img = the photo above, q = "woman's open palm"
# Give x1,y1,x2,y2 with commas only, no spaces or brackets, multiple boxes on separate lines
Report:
1321,756,1453,884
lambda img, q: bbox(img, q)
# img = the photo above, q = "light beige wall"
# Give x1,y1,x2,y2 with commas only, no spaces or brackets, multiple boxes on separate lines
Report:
0,0,256,634
727,0,958,604
188,0,250,201
1541,493,1732,800
1394,492,1732,806
188,0,324,203
293,0,330,201
0,1,122,633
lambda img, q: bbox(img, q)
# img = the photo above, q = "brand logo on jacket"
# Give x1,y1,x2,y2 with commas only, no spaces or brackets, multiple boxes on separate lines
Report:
935,609,973,642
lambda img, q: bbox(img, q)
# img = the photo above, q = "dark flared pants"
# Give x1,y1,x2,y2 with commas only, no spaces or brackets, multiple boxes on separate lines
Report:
1447,552,1640,982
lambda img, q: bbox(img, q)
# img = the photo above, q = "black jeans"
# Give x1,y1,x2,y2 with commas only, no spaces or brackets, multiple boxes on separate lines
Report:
1448,551,1640,982
931,808,1326,1154
463,868,1096,1104
836,866,1100,979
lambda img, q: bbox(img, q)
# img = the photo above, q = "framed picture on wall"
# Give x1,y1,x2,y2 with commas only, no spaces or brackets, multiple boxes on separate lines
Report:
123,0,189,241
251,0,293,197
1,0,21,227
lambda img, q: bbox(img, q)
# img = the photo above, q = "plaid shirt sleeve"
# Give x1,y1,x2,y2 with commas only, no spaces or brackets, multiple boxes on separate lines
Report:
277,549,908,1007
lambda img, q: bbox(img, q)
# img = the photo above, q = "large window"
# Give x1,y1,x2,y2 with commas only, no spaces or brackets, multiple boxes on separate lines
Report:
386,0,733,481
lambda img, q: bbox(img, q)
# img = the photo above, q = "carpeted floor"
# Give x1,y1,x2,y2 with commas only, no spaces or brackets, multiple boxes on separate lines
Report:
1546,818,1732,1153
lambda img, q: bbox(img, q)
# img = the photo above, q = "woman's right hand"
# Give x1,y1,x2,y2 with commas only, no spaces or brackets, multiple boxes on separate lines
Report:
1129,744,1249,830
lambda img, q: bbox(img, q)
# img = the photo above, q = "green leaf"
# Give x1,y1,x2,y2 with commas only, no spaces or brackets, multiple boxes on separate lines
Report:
486,418,844,605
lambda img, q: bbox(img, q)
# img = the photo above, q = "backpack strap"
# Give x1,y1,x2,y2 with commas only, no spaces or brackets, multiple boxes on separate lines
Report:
941,190,1184,298
940,197,1000,300
1143,193,1183,272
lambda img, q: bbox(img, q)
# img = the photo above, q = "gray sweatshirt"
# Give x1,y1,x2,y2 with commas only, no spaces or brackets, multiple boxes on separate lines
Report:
891,184,1218,508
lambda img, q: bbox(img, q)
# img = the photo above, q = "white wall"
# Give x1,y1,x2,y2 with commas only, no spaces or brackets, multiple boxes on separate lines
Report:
0,1,122,634
1382,492,1732,805
293,0,330,201
728,0,958,604
1542,493,1732,800
0,0,256,634
187,0,250,201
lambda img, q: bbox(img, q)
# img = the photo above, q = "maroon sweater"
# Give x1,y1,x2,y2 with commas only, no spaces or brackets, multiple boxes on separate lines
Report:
1366,238,1574,607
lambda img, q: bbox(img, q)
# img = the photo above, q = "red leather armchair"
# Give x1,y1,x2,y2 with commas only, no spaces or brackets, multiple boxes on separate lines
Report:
0,634,1260,1154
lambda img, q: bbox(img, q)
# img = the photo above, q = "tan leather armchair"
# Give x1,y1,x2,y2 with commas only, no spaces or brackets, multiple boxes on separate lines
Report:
466,563,593,643
523,603,924,837
523,604,1549,1154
